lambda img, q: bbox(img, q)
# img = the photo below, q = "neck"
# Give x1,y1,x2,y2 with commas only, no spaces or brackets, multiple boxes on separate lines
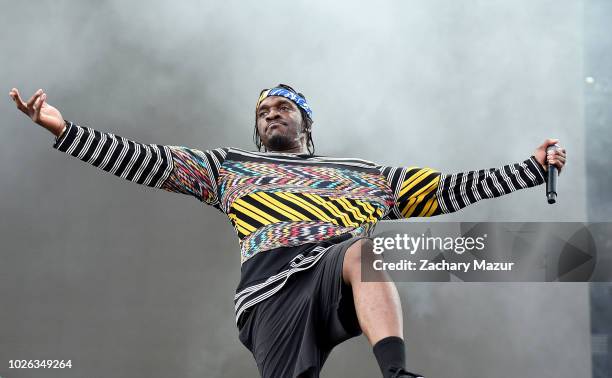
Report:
265,139,308,154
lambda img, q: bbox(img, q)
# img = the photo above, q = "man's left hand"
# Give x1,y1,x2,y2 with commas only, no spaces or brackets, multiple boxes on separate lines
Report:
533,138,567,174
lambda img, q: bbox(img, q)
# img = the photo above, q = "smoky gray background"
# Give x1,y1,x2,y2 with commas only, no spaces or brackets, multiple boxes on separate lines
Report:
0,1,596,377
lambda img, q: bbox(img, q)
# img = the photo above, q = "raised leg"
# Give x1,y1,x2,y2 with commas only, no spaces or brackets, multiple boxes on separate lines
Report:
342,239,403,345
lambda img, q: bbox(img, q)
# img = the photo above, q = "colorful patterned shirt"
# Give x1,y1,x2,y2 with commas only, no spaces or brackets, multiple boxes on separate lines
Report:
53,121,547,324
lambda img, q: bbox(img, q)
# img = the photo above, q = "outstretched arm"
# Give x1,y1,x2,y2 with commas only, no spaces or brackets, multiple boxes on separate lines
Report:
381,144,566,219
9,88,225,208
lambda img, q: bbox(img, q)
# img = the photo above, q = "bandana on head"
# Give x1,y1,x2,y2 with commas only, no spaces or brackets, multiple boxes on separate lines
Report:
256,87,313,120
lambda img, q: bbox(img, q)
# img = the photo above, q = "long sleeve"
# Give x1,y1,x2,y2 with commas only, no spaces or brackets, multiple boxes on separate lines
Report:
53,121,226,209
159,145,227,208
381,156,547,219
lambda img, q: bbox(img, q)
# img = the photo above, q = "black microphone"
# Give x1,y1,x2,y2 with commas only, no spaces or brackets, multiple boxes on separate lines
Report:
546,144,559,204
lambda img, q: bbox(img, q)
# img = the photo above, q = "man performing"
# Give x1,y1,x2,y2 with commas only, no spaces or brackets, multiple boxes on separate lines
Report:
9,85,567,378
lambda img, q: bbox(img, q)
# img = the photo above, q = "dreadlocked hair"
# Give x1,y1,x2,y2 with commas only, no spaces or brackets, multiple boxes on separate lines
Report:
253,84,315,156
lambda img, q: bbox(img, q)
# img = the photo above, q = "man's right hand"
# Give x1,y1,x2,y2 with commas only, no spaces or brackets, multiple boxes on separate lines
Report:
9,88,65,137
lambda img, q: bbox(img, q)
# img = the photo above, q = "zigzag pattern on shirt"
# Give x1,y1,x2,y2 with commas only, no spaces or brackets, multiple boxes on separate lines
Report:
227,191,385,239
159,147,218,205
237,221,374,263
218,160,393,213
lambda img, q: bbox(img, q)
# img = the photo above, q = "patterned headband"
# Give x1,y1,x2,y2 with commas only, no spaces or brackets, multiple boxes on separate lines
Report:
256,87,313,120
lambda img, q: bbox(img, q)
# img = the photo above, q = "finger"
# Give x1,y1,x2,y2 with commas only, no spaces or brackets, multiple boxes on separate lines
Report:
548,158,565,168
549,150,563,158
26,89,43,108
547,155,563,165
33,93,45,121
542,138,560,148
9,88,28,110
555,150,566,157
40,92,48,108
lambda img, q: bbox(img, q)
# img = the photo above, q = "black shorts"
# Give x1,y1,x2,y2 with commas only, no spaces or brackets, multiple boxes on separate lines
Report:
237,235,368,378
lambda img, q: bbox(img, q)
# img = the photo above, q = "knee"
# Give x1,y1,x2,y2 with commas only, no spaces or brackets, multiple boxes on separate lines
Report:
343,238,374,281
346,238,373,262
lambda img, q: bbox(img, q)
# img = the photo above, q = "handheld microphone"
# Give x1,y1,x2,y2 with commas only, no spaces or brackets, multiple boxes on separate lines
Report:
546,144,559,204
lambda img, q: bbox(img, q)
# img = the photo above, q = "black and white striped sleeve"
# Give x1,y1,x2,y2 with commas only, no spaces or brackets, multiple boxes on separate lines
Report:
381,156,547,219
52,121,174,188
434,156,546,214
